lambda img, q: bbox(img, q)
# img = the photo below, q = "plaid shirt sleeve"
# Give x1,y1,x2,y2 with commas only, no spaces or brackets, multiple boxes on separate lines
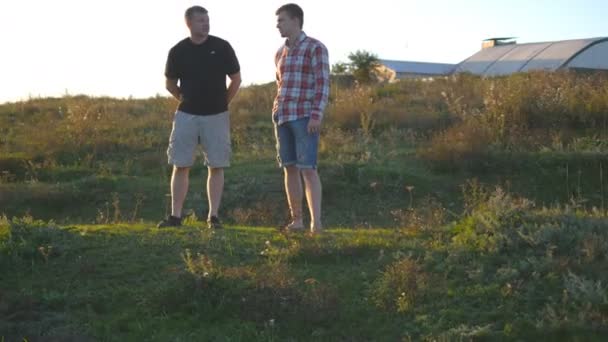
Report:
310,43,330,121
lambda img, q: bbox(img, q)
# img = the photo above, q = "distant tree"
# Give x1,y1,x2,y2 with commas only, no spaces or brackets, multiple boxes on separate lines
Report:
331,62,349,75
347,50,380,84
330,62,351,98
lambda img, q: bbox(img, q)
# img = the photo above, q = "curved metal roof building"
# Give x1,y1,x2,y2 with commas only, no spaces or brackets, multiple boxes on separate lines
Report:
454,37,608,76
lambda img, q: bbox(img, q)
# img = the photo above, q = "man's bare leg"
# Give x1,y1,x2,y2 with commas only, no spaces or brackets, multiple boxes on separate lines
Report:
284,165,304,229
207,167,224,219
301,168,322,232
171,166,190,218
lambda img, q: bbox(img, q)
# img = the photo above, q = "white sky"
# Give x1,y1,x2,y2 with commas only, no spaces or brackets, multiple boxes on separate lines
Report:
0,0,606,103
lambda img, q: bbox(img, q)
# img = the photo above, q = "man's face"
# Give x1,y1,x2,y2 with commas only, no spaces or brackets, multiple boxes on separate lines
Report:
276,11,299,38
187,12,210,37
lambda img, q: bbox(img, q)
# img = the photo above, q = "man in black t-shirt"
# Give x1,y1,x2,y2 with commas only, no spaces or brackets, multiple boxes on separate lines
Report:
158,5,241,229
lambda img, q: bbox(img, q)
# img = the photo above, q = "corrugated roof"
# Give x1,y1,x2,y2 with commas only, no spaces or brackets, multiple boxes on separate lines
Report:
380,59,456,75
455,37,608,76
568,41,608,69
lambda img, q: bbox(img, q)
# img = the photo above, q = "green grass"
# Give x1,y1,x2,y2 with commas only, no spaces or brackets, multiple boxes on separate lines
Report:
2,195,608,341
0,148,461,227
1,221,404,340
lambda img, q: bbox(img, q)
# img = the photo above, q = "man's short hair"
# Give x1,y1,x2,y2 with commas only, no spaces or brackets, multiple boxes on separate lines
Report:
276,3,304,28
185,6,208,20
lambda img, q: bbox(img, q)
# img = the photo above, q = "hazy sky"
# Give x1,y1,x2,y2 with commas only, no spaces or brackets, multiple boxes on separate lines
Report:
1,0,606,103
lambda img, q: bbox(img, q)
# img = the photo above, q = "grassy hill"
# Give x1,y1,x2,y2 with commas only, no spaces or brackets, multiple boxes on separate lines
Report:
2,71,608,339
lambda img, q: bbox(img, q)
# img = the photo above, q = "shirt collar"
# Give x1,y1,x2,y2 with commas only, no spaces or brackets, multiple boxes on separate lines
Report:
285,31,307,48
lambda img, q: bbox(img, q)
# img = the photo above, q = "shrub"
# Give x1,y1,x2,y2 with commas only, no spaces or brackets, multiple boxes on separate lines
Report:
540,272,608,330
371,257,429,313
418,119,494,171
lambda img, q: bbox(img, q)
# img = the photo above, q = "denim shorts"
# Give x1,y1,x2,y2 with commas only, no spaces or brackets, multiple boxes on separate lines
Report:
274,117,319,169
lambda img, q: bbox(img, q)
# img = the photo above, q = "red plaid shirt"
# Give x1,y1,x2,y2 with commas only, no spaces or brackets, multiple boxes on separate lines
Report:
272,32,330,125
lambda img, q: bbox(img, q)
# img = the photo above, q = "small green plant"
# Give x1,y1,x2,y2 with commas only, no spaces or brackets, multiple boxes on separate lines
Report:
370,257,429,313
182,249,216,289
392,195,446,238
540,272,608,329
256,240,296,292
451,187,535,253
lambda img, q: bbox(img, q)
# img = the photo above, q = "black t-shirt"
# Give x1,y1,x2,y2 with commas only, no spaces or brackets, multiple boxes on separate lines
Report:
165,36,240,116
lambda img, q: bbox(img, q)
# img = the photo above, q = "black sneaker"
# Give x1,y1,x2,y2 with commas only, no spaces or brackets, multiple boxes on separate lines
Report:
207,216,223,229
157,215,182,228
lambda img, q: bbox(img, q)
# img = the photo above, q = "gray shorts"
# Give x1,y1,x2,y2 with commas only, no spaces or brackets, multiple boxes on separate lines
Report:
167,110,231,168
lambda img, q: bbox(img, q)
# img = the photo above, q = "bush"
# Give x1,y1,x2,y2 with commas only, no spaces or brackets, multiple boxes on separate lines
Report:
0,153,30,182
418,119,494,171
371,257,429,313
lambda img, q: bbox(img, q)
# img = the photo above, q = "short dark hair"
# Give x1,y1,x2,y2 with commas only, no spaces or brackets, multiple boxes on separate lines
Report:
276,3,304,28
185,6,208,20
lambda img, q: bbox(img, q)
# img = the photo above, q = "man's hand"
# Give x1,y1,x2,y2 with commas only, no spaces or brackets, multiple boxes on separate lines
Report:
165,78,181,101
227,72,242,104
307,117,322,134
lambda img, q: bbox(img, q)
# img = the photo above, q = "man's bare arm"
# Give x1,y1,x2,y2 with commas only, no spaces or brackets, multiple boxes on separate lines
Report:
165,78,181,101
226,72,242,104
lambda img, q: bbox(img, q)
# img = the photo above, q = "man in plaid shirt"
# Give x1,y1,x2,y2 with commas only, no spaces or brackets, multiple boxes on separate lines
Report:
273,3,330,234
